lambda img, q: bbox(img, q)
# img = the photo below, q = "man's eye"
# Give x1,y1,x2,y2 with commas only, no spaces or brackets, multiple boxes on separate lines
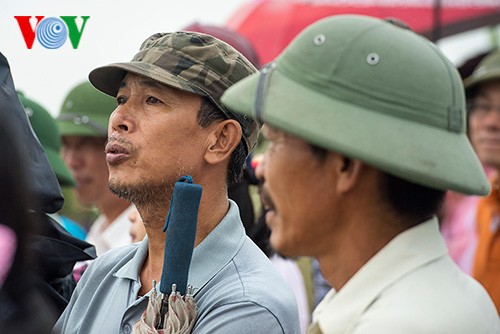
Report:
476,102,492,111
117,96,127,105
146,96,161,104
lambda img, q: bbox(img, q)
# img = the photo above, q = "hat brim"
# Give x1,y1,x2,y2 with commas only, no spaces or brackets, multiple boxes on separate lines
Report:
57,117,109,137
464,68,500,94
45,147,75,187
89,62,258,155
221,66,490,196
89,62,200,98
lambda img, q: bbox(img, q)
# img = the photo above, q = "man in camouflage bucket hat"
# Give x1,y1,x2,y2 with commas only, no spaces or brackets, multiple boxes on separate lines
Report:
55,32,300,334
222,15,498,333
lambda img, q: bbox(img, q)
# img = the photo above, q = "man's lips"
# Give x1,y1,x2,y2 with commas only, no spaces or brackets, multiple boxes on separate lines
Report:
259,185,276,214
105,142,130,165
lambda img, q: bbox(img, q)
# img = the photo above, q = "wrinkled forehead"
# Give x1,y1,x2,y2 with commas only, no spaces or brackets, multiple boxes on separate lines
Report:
118,72,200,102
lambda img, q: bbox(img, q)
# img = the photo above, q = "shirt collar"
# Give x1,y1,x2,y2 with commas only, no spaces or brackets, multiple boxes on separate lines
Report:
113,200,245,295
189,199,246,293
114,237,149,282
313,216,447,332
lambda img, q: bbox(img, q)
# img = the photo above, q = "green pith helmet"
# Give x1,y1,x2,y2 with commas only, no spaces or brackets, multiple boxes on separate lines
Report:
464,49,500,97
57,81,116,137
18,91,76,187
222,15,490,196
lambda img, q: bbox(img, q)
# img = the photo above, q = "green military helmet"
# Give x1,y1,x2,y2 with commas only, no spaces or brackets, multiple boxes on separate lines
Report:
18,91,76,187
57,81,116,137
464,49,500,97
222,14,490,196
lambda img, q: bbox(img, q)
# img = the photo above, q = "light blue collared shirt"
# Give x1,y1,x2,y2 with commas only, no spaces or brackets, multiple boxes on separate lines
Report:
54,200,300,334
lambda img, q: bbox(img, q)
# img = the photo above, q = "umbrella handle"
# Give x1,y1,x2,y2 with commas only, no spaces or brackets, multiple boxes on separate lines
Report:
160,176,202,296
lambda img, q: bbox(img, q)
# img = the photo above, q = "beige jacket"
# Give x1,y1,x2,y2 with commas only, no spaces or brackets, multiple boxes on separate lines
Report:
309,217,499,333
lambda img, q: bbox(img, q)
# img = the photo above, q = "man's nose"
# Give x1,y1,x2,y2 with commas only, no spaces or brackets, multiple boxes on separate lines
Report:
481,108,500,128
109,103,135,134
62,147,82,171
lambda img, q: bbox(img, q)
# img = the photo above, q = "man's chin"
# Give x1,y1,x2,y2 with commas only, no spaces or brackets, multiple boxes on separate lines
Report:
108,182,133,201
108,178,172,206
75,195,94,208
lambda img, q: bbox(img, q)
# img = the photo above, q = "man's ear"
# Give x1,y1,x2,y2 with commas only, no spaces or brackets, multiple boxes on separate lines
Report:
332,155,364,194
204,119,242,165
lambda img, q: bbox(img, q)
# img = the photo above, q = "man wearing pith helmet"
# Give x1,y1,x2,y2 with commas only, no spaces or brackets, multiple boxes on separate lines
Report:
57,81,134,256
55,32,300,333
222,15,499,333
465,49,500,314
19,92,89,240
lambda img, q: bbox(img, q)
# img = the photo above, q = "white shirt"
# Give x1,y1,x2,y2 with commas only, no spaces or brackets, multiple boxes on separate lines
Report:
86,205,135,256
310,217,499,333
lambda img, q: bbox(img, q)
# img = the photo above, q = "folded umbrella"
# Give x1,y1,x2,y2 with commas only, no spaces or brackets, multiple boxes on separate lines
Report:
133,175,202,334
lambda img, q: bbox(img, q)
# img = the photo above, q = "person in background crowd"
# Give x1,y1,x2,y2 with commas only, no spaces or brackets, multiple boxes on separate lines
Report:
57,81,134,256
128,206,146,243
19,91,86,240
465,49,500,314
222,15,499,332
439,49,494,274
55,31,300,333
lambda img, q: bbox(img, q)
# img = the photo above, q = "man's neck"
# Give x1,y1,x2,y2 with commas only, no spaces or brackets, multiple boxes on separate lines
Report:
138,187,230,294
317,211,411,292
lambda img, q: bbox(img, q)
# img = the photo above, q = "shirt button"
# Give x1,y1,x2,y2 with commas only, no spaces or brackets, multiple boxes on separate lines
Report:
122,323,131,334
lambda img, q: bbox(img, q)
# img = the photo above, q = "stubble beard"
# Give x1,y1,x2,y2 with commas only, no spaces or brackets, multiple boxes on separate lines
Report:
108,177,173,208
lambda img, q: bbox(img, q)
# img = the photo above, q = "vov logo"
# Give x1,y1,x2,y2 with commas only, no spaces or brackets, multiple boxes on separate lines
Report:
14,16,90,49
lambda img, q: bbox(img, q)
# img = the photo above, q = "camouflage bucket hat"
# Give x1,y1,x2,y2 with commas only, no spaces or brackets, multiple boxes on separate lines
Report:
89,31,260,154
222,15,489,196
18,92,76,187
57,81,116,137
464,49,500,96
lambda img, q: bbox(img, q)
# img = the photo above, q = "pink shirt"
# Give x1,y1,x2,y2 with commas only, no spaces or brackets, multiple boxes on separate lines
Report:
440,191,480,274
0,224,16,288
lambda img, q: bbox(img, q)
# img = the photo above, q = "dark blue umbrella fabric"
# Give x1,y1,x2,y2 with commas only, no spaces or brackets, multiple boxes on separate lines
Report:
133,175,201,333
